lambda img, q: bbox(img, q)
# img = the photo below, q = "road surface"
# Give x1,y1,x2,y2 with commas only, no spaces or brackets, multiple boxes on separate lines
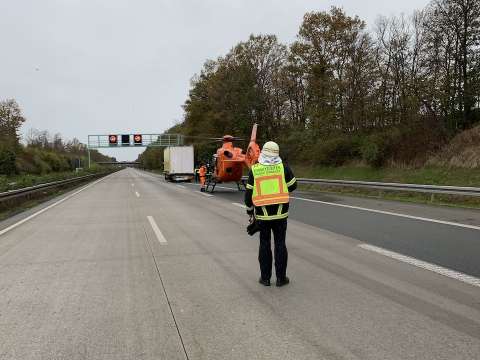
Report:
0,168,479,360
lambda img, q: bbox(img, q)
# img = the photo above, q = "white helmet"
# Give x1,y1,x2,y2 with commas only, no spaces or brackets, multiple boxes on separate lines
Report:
261,141,279,157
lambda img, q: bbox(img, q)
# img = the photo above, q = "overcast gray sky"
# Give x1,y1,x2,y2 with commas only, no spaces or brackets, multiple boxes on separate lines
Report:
0,0,430,160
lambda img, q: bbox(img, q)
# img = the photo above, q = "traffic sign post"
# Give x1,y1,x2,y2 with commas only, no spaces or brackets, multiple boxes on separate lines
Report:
87,146,91,169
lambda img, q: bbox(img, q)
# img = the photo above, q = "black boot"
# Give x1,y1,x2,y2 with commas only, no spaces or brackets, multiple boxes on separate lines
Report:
258,277,271,286
276,276,290,287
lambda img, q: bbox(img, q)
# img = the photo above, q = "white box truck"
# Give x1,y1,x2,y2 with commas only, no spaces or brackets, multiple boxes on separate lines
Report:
163,146,194,182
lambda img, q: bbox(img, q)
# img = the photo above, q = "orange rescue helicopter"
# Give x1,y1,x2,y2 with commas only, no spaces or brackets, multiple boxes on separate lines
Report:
201,124,260,193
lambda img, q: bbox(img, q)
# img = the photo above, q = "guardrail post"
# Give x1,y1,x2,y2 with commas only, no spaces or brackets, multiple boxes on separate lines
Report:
87,147,91,169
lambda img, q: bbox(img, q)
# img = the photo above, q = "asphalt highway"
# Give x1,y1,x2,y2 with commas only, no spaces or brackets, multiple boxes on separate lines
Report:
0,168,479,359
192,180,480,278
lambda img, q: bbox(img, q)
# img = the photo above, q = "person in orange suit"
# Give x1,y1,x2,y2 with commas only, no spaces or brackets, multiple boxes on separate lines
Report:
199,164,207,191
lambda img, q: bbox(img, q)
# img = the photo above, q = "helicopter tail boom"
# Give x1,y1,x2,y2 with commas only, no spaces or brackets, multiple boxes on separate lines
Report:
245,123,260,168
250,123,257,142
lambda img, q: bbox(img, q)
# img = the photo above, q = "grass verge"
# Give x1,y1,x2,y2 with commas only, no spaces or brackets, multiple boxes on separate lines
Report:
292,165,480,209
292,165,480,187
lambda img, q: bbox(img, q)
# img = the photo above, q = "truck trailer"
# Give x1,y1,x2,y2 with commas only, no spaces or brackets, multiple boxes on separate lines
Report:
163,146,194,182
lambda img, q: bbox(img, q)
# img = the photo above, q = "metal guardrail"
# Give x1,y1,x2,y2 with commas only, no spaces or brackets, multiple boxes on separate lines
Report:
0,173,106,202
5,172,476,202
295,178,480,197
242,176,480,197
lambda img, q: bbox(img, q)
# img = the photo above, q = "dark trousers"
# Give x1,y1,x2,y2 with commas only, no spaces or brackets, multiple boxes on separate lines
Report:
258,219,288,280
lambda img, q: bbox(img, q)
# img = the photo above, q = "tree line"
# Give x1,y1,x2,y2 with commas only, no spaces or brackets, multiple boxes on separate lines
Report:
0,99,114,176
164,0,479,168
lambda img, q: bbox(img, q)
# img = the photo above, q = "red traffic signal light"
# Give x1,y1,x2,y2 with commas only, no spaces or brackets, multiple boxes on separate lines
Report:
134,134,142,145
109,135,118,145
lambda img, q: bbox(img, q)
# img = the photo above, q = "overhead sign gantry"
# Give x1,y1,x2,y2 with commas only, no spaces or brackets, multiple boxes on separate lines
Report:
86,133,184,167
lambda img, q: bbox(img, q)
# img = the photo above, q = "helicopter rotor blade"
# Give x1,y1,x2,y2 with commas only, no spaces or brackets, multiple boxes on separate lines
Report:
206,137,245,142
183,136,244,141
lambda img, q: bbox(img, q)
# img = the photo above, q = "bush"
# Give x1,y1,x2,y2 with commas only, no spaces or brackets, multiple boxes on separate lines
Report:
314,135,361,166
15,156,37,174
32,152,51,173
360,141,381,167
0,147,16,175
40,151,70,172
360,129,403,167
361,135,388,167
17,147,72,174
281,129,316,163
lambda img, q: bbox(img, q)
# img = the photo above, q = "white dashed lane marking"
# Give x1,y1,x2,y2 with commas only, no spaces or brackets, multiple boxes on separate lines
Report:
147,216,167,244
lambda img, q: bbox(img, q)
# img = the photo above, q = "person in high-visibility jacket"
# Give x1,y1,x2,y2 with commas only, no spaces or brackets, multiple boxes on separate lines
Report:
194,166,200,183
244,141,297,287
199,164,207,189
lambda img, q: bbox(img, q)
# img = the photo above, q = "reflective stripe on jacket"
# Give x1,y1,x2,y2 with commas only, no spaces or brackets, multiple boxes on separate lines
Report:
255,203,289,221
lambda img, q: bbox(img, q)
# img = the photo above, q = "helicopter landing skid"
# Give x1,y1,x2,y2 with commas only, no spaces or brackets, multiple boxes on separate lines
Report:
205,178,217,193
204,176,245,193
236,181,246,191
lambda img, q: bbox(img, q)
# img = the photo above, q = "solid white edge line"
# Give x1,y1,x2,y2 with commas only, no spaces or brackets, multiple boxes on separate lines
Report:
0,173,114,237
358,244,480,288
232,202,247,209
176,185,186,189
196,191,213,197
291,196,480,231
147,216,167,244
135,191,140,198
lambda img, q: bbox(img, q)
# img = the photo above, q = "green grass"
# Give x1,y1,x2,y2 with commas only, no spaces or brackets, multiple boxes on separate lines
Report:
291,165,480,187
